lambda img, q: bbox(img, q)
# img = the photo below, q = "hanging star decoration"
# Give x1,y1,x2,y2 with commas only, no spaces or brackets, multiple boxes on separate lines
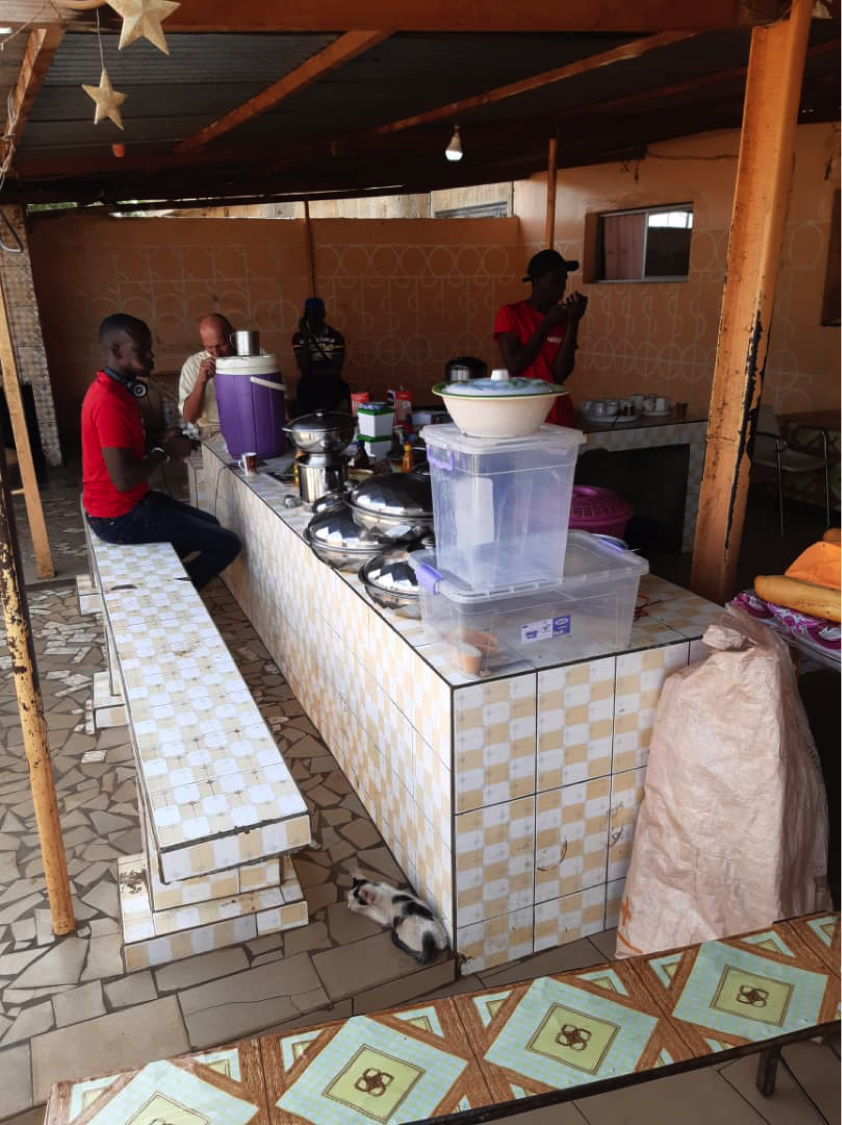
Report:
108,0,181,55
82,68,127,129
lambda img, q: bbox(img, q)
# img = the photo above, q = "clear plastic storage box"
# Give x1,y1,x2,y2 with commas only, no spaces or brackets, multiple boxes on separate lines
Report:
410,531,649,674
422,423,584,590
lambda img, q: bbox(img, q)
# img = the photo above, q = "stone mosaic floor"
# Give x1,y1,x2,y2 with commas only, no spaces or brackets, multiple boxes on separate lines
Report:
0,490,838,1124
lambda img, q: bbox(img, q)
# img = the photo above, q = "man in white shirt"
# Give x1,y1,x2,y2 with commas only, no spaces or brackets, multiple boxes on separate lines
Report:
179,314,235,434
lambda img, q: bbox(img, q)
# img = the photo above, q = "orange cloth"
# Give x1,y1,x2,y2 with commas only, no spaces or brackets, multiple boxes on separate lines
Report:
785,541,841,591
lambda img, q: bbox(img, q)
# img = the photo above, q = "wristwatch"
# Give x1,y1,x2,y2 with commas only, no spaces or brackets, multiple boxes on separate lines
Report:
150,446,170,464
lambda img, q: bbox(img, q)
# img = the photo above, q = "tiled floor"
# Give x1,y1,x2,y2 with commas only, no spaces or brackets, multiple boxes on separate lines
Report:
39,919,842,1124
0,488,838,1123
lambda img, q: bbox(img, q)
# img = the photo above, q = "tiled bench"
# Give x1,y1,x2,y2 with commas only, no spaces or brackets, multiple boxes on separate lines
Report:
83,527,312,970
46,912,840,1124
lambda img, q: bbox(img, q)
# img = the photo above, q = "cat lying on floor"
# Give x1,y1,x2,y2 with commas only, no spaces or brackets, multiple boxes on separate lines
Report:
347,876,449,964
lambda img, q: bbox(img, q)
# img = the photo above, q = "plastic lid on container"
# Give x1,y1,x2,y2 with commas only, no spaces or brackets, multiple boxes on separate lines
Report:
408,531,648,602
571,486,634,522
421,421,584,454
433,376,560,398
215,354,279,375
357,402,394,415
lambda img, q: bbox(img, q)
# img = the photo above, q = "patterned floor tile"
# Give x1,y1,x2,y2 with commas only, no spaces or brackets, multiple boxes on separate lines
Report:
456,958,691,1103
781,912,841,978
630,924,841,1058
46,1039,269,1125
260,998,493,1123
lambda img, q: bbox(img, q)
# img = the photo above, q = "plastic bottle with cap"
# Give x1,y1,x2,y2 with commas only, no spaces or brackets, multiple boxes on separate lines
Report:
490,369,510,382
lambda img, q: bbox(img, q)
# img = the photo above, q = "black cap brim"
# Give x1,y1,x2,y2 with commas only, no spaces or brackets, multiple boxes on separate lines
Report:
523,258,580,282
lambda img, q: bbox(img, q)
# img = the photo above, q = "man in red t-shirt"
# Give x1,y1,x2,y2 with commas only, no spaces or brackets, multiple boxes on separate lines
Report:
493,249,588,428
82,313,241,590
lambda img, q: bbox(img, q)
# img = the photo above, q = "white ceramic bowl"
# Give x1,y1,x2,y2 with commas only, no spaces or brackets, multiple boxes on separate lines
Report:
433,383,565,438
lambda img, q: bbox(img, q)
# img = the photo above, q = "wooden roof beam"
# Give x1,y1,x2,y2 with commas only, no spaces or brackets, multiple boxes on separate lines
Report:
175,30,389,154
270,30,696,173
156,0,787,32
2,26,64,170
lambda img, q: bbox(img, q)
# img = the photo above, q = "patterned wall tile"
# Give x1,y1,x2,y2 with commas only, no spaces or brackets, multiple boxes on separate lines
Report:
537,658,614,791
454,674,537,813
605,877,625,932
457,906,534,975
613,641,689,773
535,778,610,903
455,797,535,927
534,886,606,952
607,767,648,884
414,728,452,841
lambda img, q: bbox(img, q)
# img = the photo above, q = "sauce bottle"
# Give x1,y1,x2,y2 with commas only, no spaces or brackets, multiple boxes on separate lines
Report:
401,441,415,473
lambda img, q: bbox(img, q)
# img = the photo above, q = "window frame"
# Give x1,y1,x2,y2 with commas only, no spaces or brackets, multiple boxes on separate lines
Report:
595,202,694,284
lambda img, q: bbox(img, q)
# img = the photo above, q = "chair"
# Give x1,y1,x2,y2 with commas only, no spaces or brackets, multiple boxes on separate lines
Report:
753,403,831,537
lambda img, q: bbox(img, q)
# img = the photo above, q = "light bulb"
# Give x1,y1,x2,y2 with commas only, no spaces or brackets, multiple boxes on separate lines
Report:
445,125,463,162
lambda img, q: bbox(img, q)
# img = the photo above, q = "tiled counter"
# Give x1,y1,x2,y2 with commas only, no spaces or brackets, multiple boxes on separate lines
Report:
197,440,722,973
582,413,708,551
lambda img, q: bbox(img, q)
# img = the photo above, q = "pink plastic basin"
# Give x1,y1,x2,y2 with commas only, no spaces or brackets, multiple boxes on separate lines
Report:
569,486,634,539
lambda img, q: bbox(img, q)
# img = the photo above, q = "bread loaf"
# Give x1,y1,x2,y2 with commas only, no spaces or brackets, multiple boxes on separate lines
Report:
754,574,841,622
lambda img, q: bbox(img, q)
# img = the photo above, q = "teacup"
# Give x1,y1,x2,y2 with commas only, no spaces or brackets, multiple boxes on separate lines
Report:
642,395,658,413
628,394,645,411
655,396,670,412
592,401,607,417
603,398,619,417
239,451,258,474
619,399,635,417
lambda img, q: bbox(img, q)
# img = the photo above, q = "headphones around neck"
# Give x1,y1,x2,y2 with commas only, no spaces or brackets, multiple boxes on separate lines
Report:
105,367,148,399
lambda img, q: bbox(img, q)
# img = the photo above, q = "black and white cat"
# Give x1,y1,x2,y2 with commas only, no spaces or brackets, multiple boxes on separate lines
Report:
347,876,449,964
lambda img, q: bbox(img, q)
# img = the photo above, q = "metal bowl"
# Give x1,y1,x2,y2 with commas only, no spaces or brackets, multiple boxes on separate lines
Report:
305,504,390,571
359,547,423,618
284,411,356,454
348,473,434,542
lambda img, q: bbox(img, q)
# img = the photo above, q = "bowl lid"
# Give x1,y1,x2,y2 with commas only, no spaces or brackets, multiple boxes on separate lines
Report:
433,374,563,398
287,410,355,435
306,505,389,552
360,547,422,598
349,472,433,519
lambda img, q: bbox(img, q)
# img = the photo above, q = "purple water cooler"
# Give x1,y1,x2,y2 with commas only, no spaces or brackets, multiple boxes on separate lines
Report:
215,354,285,458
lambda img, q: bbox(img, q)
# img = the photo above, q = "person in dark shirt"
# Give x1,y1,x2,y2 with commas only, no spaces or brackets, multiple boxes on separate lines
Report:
291,297,350,416
82,313,241,590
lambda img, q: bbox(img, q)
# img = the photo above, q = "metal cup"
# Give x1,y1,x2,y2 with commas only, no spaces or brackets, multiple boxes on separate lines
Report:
238,451,258,474
231,330,260,356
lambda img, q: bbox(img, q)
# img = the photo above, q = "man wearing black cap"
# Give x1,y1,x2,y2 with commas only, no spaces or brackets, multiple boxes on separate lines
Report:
493,249,588,427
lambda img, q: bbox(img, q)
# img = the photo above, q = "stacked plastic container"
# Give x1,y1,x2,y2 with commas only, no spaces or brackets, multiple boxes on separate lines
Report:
415,423,648,673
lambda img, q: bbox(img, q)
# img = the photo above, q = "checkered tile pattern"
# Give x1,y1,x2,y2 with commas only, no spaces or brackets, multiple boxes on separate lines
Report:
118,853,308,972
535,778,611,902
534,886,606,952
454,674,537,813
537,658,614,791
455,797,535,926
608,768,648,883
457,907,535,974
613,642,689,772
197,440,722,972
605,878,625,931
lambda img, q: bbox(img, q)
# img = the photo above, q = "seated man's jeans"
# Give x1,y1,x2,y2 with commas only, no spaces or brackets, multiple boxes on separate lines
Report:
86,492,241,591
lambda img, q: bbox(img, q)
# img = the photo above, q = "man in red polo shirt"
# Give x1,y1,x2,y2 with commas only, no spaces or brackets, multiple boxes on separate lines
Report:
493,249,588,428
82,313,241,590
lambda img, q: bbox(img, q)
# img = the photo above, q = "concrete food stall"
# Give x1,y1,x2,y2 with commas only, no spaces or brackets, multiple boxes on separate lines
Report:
192,441,721,973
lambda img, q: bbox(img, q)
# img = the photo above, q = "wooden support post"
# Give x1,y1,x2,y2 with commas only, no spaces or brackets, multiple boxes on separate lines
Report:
544,132,558,249
690,0,812,604
0,441,74,935
0,272,54,580
303,200,317,296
